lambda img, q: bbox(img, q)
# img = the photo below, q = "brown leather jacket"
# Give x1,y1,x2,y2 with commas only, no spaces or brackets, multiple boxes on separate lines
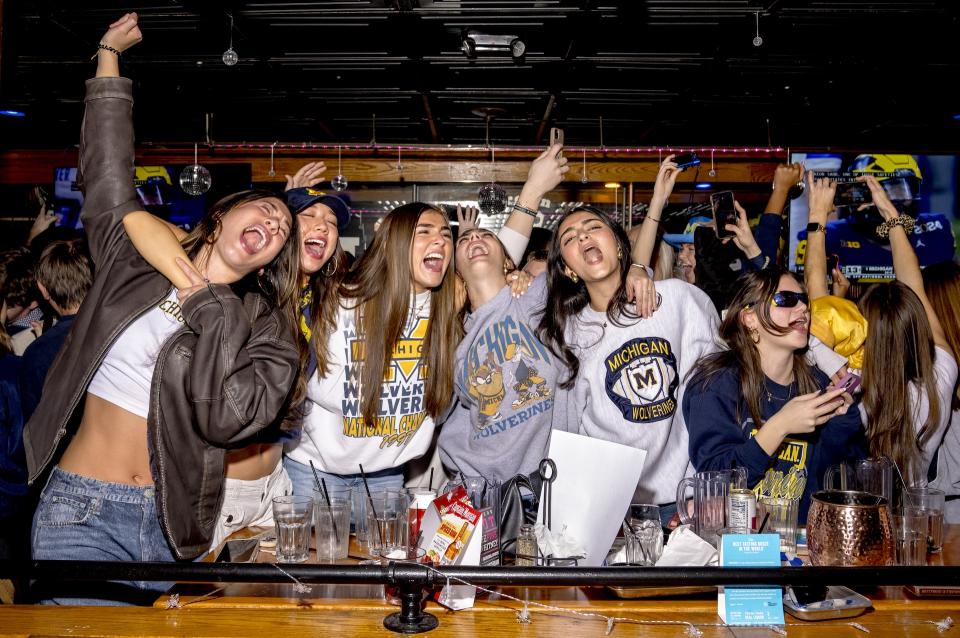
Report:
23,77,300,559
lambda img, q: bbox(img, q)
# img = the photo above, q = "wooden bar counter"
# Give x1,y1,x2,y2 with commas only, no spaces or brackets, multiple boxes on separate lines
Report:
2,527,960,637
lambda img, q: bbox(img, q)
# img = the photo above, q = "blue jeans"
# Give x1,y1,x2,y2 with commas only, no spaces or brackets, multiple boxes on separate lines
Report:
283,457,403,536
31,467,176,605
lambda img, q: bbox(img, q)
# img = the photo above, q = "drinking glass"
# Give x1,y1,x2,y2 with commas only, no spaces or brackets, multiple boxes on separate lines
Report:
314,496,351,561
757,496,799,554
625,504,663,566
366,491,407,554
904,487,945,553
272,495,313,563
893,512,926,566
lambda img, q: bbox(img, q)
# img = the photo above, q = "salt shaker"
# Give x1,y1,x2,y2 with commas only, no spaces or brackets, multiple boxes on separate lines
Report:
516,524,538,566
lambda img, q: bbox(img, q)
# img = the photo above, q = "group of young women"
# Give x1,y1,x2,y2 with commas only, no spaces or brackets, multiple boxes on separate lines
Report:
21,12,960,605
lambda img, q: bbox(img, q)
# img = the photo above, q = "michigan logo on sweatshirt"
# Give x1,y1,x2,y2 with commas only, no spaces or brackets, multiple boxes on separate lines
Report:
603,336,679,423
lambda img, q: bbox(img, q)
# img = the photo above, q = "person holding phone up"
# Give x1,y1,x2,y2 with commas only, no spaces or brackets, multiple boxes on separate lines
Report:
807,174,957,485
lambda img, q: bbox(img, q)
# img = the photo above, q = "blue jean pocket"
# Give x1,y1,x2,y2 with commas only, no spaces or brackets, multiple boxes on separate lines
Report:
37,492,96,527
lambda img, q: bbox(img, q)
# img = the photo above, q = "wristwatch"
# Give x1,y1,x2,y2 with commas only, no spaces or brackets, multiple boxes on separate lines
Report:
806,222,826,234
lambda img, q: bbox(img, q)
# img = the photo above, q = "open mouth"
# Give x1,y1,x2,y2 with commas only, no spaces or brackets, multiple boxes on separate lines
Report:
789,317,809,333
467,244,489,260
423,251,445,273
582,244,603,265
240,225,268,254
304,236,328,260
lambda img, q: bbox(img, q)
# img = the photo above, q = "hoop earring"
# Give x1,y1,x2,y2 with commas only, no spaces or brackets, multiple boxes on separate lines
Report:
503,261,511,276
617,245,623,260
570,272,579,284
206,219,222,244
749,327,760,344
321,252,339,277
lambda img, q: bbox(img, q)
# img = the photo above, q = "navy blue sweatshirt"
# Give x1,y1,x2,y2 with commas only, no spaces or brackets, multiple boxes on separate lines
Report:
682,363,866,522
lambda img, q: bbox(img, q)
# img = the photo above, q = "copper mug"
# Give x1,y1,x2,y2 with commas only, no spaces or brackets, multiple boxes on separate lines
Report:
807,490,895,566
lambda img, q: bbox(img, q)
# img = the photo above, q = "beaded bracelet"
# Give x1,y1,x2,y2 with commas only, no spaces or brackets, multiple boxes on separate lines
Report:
875,215,915,238
90,43,121,60
512,203,539,218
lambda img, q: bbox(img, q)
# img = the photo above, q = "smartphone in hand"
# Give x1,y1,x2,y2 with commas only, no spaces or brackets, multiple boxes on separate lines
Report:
673,152,701,170
834,181,873,206
710,191,737,239
549,127,564,158
829,371,861,395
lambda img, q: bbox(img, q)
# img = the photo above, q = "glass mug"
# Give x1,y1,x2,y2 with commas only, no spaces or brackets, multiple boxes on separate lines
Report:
675,469,746,542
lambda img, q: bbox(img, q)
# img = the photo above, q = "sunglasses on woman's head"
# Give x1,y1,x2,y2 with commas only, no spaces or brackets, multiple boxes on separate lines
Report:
771,291,809,308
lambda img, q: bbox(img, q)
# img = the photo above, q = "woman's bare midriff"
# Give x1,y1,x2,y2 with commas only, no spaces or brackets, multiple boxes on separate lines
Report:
59,393,154,486
57,394,282,485
225,443,282,481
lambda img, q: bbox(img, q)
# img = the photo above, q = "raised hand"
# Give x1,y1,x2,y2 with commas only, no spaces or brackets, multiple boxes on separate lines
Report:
722,201,762,260
652,154,682,203
456,205,479,232
858,175,898,221
831,266,850,298
285,161,328,191
524,143,569,196
773,163,804,192
806,170,836,222
102,13,143,53
174,257,209,304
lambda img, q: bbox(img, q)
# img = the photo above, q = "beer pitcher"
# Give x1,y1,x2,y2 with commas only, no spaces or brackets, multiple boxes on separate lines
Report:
823,457,894,506
675,469,745,541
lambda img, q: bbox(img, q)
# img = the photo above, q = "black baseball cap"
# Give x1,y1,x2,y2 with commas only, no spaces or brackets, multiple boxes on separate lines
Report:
284,187,351,230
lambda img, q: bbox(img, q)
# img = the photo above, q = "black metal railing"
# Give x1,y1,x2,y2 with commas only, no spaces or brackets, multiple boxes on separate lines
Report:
3,561,958,633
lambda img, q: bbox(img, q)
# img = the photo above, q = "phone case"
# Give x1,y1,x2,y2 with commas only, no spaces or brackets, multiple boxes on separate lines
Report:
711,193,736,239
784,586,871,621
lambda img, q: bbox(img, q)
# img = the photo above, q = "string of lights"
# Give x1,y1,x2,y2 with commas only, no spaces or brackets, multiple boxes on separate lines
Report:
209,142,786,155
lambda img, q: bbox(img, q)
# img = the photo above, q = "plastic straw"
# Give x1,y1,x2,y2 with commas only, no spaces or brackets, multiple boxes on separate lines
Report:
429,467,435,491
358,464,383,547
308,460,323,492
757,512,771,534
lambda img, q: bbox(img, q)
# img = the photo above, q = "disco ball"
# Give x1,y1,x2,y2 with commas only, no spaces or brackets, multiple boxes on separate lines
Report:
180,164,212,196
222,48,238,66
331,174,349,192
478,182,507,216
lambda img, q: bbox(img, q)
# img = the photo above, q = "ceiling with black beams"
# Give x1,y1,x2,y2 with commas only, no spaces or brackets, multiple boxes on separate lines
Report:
2,0,959,151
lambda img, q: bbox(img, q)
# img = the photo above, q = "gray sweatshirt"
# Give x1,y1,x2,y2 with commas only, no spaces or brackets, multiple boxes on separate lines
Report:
439,275,564,482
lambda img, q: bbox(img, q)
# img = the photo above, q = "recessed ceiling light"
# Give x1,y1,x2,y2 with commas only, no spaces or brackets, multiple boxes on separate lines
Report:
695,182,712,189
604,182,621,189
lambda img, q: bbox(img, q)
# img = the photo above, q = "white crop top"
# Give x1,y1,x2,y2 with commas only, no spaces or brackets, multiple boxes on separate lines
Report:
87,289,185,419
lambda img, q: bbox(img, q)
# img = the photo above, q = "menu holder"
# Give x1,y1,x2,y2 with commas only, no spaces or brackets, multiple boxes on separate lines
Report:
717,533,784,626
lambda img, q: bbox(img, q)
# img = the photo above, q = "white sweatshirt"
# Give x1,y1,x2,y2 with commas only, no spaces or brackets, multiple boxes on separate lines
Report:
555,279,720,504
287,292,436,474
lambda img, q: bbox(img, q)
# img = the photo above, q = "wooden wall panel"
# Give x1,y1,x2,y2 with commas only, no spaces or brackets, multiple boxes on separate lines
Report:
0,149,783,185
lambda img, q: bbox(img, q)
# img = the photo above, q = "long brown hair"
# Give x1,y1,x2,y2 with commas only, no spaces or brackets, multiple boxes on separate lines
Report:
340,203,460,428
688,269,819,430
537,206,636,389
306,246,350,377
923,260,960,411
181,189,307,418
859,280,940,482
